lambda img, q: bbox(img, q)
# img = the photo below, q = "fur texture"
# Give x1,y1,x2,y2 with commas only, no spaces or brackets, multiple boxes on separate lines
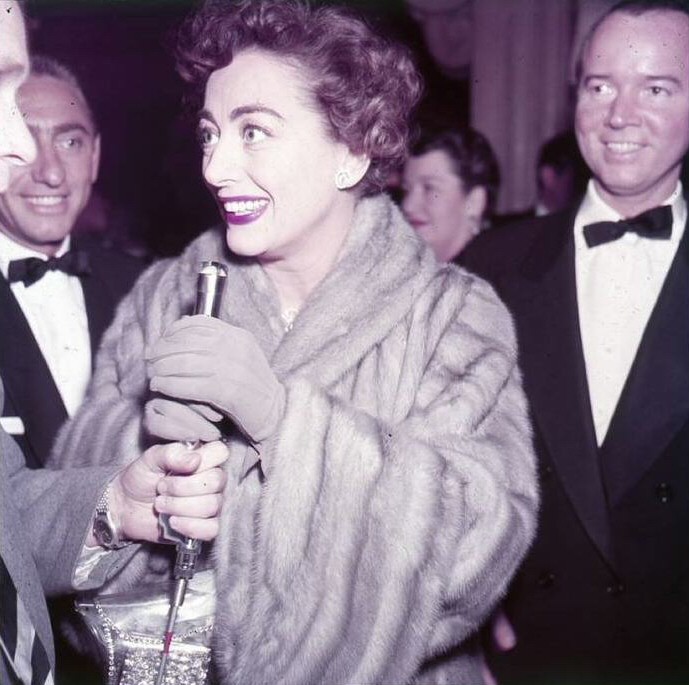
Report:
51,195,538,684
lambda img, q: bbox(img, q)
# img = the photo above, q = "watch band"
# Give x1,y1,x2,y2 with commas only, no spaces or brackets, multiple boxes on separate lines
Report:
93,484,128,550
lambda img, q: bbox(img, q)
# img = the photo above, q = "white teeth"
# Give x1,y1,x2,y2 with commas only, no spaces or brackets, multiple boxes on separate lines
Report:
606,142,642,153
26,196,65,206
223,199,268,215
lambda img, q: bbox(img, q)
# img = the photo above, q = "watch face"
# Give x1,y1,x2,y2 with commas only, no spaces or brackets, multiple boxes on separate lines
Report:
94,515,115,546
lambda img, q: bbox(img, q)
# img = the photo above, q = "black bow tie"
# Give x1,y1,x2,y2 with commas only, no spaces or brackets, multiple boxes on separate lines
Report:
7,250,92,286
583,205,673,248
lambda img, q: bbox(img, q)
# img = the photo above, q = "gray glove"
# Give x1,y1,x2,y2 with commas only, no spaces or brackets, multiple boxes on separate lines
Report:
145,398,223,443
146,316,285,443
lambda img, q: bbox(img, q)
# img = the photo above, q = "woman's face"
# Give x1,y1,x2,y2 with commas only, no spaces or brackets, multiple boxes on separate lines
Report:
200,49,354,266
402,149,480,262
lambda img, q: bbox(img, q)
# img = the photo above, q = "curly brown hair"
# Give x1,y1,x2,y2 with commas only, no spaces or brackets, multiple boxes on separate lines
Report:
176,0,423,196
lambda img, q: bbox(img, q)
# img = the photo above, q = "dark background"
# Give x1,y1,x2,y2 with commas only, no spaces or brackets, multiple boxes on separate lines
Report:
27,0,469,257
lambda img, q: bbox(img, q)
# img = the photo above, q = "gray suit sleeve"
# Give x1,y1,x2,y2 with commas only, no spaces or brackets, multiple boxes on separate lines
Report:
2,424,137,595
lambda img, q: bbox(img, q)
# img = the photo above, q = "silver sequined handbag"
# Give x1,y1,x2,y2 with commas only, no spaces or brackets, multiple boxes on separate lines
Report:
76,569,215,685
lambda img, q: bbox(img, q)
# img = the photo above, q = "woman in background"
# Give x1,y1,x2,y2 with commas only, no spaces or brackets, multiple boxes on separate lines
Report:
50,1,537,683
402,127,500,262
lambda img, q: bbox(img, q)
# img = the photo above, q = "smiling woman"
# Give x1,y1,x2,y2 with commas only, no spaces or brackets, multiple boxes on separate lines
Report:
197,48,369,271
49,1,539,684
402,127,500,262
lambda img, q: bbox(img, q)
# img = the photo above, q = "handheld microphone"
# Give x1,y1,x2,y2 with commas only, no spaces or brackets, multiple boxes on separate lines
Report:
158,261,228,549
156,260,227,685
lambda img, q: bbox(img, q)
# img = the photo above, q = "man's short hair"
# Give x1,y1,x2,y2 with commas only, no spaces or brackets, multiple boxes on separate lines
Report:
574,0,689,85
29,54,97,130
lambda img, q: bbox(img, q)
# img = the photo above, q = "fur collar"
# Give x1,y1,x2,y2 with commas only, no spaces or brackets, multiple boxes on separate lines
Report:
178,194,440,383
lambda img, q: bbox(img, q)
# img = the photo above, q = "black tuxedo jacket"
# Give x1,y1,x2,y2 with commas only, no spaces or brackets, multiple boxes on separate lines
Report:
0,237,143,469
461,207,689,685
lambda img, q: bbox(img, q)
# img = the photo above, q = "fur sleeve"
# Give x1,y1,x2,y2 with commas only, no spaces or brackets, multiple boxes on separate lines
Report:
414,276,538,678
213,272,538,685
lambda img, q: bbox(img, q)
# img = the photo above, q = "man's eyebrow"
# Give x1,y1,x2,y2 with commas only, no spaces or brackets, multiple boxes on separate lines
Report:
28,122,94,136
53,123,93,136
581,72,610,81
643,74,683,86
582,72,684,86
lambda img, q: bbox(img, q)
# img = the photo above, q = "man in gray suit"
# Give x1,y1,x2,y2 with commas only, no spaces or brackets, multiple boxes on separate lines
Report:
0,10,228,682
0,379,228,684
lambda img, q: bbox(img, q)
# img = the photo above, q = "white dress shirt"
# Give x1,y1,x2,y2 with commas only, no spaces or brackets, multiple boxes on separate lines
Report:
575,181,686,446
0,232,91,417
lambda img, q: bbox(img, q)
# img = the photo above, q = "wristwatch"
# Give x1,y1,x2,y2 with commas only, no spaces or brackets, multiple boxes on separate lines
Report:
93,485,128,550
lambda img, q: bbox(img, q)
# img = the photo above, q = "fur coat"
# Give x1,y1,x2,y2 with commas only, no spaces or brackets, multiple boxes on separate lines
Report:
51,195,538,684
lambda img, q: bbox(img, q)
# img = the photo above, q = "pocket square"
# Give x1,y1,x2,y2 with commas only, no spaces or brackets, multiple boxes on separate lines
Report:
0,416,25,435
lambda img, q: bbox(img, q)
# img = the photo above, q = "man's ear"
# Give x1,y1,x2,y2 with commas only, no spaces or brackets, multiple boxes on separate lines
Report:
465,185,488,220
90,134,101,184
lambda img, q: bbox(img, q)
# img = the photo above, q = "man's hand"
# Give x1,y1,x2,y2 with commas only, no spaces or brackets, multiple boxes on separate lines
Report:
480,608,517,685
88,441,228,547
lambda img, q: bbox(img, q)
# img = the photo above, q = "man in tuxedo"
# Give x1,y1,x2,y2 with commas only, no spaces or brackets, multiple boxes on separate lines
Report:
463,1,689,683
0,52,143,469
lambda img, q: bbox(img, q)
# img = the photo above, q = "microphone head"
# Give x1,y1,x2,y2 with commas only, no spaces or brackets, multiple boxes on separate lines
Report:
195,261,228,317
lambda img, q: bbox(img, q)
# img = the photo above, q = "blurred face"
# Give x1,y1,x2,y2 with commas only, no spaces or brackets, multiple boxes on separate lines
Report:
402,149,480,261
406,0,473,77
200,49,357,268
0,1,35,193
575,10,689,215
0,74,100,255
538,164,578,213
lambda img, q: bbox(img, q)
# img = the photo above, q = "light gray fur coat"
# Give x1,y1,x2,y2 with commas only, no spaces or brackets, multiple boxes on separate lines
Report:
51,195,538,684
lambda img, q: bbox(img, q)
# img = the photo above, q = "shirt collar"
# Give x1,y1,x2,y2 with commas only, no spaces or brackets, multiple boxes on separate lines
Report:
0,231,71,279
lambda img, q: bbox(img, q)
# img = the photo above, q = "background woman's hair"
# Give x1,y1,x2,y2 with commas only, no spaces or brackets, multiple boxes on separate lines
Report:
176,0,423,196
410,127,501,217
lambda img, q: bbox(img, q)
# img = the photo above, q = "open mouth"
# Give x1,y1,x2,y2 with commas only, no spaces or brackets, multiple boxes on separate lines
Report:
23,195,68,207
604,141,643,154
221,198,269,225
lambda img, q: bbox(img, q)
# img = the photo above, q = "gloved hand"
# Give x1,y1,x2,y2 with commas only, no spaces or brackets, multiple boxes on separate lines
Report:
146,316,285,443
145,397,223,443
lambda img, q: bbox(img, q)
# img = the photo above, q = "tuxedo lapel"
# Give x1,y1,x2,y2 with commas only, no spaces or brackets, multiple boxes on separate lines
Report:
80,268,114,363
0,277,67,466
76,241,141,363
601,218,689,504
514,213,613,563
